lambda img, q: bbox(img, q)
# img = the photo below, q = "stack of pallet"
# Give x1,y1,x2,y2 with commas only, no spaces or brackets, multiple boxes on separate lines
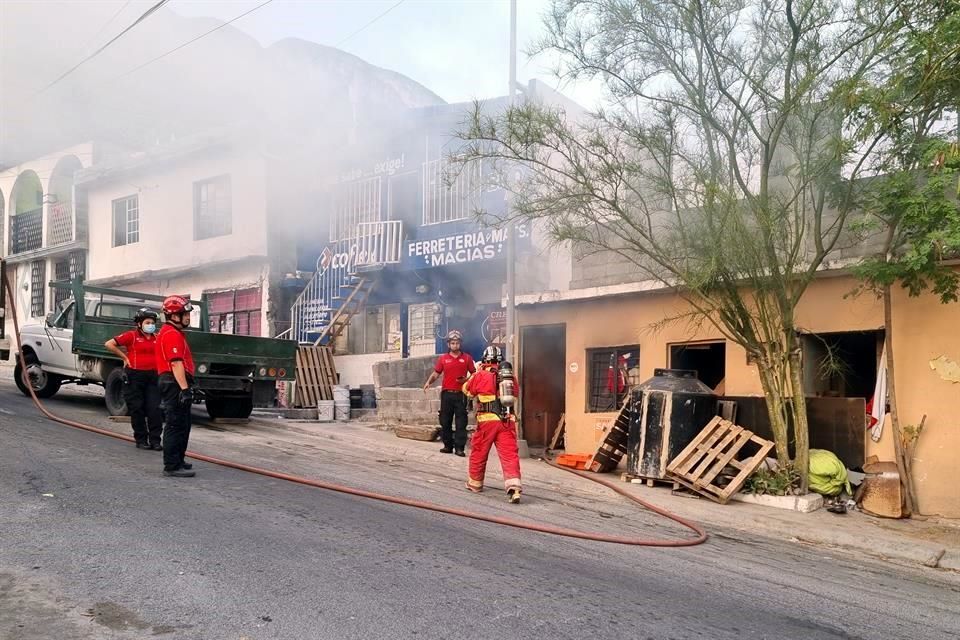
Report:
586,399,632,473
292,345,338,408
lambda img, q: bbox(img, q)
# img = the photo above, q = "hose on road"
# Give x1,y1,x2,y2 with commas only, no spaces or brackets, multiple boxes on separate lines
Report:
3,270,707,547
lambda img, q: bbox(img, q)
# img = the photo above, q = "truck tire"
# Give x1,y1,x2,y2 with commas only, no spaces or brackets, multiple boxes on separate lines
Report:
205,396,253,420
14,356,62,399
104,367,129,417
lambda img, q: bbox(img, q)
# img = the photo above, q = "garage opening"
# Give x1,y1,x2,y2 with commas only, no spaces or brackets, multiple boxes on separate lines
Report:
669,341,726,393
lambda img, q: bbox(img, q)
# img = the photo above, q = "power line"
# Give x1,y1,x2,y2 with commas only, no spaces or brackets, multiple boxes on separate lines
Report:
36,0,170,96
84,0,134,54
334,0,407,48
112,0,276,81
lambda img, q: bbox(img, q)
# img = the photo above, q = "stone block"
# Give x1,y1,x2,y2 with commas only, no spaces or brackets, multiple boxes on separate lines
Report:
730,492,824,513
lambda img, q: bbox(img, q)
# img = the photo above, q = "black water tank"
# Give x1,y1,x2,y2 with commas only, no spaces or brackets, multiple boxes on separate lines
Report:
626,369,718,480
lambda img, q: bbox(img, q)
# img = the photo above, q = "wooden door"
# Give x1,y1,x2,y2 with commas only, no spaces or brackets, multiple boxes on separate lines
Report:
520,324,566,447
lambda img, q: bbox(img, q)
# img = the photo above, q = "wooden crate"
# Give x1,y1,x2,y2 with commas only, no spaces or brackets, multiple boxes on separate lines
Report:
293,346,338,408
586,398,631,473
665,416,774,504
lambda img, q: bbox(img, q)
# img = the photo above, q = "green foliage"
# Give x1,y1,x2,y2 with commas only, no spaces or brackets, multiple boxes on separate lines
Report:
744,464,802,496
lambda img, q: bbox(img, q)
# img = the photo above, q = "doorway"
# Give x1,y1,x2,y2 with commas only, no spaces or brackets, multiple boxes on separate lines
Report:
520,324,566,448
669,341,727,392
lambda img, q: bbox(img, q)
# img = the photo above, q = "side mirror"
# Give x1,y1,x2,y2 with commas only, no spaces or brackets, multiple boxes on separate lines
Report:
45,312,55,327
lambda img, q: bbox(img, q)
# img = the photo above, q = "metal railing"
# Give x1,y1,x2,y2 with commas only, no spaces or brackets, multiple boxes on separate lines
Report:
289,221,403,343
11,209,43,254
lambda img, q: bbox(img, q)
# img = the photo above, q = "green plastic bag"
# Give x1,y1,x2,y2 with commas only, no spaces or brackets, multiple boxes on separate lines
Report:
808,449,852,496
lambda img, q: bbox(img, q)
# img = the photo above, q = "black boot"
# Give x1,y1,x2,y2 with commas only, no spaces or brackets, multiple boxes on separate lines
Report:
149,442,163,451
454,449,465,457
163,468,195,478
440,447,454,454
135,441,151,450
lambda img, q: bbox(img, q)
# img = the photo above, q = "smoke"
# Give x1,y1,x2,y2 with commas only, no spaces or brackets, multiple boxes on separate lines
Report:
0,1,444,168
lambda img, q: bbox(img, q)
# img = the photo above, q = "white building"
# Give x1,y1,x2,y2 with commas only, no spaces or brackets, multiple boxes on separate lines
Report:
73,133,297,337
1,144,93,358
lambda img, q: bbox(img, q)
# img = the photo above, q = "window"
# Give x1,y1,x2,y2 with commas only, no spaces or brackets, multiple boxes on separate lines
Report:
347,304,401,354
587,346,641,412
669,341,727,392
422,158,481,225
207,287,261,337
331,176,382,242
53,260,71,309
112,195,139,247
30,260,46,317
194,175,232,240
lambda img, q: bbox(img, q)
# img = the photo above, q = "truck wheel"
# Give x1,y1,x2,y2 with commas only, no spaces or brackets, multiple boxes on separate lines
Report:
14,357,62,399
205,396,253,420
104,367,129,416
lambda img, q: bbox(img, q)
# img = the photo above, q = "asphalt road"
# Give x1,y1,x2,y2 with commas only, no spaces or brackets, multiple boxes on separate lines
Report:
1,382,959,640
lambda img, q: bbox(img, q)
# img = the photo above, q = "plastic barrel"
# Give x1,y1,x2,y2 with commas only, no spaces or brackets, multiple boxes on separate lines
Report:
317,400,335,422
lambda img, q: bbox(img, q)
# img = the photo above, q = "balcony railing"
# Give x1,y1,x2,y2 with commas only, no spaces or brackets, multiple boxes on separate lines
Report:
48,202,73,246
11,209,43,254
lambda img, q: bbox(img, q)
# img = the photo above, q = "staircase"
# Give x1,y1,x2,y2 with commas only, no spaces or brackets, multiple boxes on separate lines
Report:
289,221,402,345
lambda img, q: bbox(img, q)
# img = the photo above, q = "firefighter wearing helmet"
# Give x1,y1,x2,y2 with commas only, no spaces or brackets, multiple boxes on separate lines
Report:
422,330,475,456
104,308,163,450
156,295,197,477
463,345,522,503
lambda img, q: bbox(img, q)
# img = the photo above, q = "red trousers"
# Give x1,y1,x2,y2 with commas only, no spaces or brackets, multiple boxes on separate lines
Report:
467,416,522,492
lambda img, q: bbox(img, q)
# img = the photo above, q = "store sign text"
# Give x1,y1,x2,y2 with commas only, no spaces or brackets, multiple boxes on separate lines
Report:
406,224,529,268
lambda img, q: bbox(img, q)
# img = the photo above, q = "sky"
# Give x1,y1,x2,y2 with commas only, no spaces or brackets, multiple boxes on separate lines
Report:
169,0,606,108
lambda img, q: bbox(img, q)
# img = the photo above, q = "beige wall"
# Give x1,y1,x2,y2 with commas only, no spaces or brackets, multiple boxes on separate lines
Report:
519,274,960,517
85,149,268,281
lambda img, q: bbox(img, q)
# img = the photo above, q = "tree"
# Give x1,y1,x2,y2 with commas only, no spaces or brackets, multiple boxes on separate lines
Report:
849,0,960,513
458,0,913,488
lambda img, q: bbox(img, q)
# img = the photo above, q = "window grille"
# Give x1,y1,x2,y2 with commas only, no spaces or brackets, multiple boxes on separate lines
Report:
422,158,481,226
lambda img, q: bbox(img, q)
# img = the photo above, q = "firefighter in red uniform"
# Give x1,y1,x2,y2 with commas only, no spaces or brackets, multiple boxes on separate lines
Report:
104,308,163,451
463,346,522,503
423,330,475,456
156,296,197,478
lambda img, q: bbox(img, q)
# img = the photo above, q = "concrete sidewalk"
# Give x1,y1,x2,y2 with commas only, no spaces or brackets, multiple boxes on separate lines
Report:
269,416,960,574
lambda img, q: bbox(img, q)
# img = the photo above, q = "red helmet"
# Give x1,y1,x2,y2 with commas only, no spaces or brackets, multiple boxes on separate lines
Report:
161,295,193,315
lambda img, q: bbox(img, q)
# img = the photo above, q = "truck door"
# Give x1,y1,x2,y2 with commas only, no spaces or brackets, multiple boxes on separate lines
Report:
46,302,79,374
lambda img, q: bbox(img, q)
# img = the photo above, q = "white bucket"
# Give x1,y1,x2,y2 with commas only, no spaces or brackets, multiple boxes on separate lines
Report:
317,400,335,422
332,385,350,404
334,403,350,421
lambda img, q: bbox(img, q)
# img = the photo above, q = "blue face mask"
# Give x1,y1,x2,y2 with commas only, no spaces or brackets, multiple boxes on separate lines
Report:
142,323,157,335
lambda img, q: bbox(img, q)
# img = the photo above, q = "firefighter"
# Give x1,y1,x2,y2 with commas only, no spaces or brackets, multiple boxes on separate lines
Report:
104,308,163,451
156,295,197,478
463,345,522,504
422,330,475,456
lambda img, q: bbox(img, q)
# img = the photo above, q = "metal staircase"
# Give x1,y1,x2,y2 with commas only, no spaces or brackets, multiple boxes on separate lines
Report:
289,221,402,345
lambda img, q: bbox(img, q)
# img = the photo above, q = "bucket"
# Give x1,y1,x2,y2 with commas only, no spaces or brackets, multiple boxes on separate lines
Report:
332,385,350,404
334,402,351,421
360,384,376,409
317,400,335,422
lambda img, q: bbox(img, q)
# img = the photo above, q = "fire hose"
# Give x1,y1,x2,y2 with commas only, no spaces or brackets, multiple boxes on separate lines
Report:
3,270,707,547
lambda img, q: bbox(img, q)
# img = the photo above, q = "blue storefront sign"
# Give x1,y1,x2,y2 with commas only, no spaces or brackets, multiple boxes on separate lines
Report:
402,223,532,270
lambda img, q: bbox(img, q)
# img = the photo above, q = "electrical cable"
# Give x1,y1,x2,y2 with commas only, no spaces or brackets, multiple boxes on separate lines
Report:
334,0,407,48
35,0,171,95
2,268,707,547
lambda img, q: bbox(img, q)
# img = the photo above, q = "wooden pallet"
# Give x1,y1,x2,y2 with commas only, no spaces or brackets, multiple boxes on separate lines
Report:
666,416,774,504
586,398,631,473
293,345,338,408
546,414,566,452
620,472,679,490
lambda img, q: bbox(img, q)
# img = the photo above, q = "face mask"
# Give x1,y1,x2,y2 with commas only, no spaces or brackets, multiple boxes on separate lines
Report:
142,323,157,334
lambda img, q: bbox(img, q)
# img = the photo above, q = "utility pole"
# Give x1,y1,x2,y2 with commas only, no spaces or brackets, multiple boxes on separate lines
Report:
505,0,517,363
506,0,529,457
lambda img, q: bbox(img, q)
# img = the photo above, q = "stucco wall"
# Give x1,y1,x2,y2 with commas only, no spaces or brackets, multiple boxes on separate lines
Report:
518,274,960,517
84,149,268,281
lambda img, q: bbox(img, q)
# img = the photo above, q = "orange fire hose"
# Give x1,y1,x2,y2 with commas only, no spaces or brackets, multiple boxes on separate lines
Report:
3,270,707,547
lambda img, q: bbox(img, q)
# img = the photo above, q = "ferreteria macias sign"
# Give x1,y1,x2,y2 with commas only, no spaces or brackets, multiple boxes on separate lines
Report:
404,224,531,269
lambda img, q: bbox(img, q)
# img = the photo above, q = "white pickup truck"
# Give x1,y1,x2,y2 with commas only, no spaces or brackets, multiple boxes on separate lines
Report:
14,297,158,414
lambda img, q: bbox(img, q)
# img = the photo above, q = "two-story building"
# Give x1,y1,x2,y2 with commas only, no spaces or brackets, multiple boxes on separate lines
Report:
1,144,94,358
291,80,579,386
72,131,301,338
